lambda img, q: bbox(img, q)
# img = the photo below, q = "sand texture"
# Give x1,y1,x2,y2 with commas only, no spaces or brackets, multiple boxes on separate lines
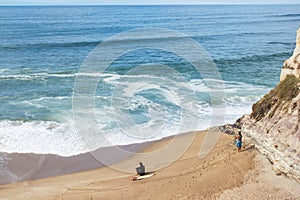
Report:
0,131,299,200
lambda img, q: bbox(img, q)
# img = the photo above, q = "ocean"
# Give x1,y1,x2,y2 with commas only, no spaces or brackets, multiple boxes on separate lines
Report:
0,5,299,156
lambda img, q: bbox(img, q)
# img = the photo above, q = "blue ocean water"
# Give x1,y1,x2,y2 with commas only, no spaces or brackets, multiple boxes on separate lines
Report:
0,5,299,156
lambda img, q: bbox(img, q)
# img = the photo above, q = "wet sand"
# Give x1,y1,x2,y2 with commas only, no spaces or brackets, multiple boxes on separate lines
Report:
0,131,299,199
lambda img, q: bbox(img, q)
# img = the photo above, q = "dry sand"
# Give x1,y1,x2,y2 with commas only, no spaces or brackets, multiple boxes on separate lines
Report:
0,131,299,200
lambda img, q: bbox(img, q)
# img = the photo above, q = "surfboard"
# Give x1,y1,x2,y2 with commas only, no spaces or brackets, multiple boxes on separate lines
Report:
132,173,155,181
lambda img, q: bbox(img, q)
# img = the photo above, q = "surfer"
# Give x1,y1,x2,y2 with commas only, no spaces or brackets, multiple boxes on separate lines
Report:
136,162,146,176
235,131,243,152
132,162,155,181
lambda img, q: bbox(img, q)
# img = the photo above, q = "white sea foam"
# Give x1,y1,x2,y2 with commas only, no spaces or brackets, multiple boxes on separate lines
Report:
48,74,76,78
0,74,36,81
32,96,70,102
0,101,256,157
0,73,76,81
0,68,10,73
0,120,87,156
0,73,271,156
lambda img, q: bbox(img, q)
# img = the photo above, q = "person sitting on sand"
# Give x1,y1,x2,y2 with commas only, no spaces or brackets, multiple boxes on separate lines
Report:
235,131,243,152
136,162,146,176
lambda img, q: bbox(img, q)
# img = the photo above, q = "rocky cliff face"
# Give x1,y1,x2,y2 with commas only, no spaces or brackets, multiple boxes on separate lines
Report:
280,27,300,81
233,29,300,182
239,75,300,182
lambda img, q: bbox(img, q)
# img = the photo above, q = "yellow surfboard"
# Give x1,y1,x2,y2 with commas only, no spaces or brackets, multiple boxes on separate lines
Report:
132,173,155,181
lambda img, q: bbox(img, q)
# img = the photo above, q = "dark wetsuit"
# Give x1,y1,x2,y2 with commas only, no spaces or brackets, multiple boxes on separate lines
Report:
136,163,146,176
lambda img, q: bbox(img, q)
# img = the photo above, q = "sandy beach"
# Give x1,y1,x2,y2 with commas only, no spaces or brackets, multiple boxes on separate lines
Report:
0,131,299,200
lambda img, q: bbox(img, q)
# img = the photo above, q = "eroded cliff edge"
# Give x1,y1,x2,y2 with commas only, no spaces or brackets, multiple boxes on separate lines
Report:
232,27,300,182
280,27,300,81
239,75,300,182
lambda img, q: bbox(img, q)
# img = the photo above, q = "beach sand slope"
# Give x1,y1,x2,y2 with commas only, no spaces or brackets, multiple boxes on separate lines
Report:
0,131,299,200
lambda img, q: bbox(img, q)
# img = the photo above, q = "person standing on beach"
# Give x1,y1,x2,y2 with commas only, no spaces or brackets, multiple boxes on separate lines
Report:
235,131,243,152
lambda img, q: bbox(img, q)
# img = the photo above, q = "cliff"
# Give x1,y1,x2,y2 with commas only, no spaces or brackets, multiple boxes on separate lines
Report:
280,27,300,81
239,75,300,181
231,28,300,182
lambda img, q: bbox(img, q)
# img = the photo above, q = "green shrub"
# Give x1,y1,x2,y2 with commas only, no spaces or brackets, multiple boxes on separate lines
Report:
251,75,300,121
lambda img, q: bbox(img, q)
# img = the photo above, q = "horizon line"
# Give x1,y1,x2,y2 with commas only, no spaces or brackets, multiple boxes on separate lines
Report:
1,3,300,6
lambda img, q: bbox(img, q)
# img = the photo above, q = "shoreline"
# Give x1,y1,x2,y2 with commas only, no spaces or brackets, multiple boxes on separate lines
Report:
0,130,194,185
0,129,206,185
0,140,154,185
0,130,299,199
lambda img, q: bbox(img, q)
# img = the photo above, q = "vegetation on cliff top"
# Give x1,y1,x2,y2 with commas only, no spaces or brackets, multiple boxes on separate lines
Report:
251,75,300,121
